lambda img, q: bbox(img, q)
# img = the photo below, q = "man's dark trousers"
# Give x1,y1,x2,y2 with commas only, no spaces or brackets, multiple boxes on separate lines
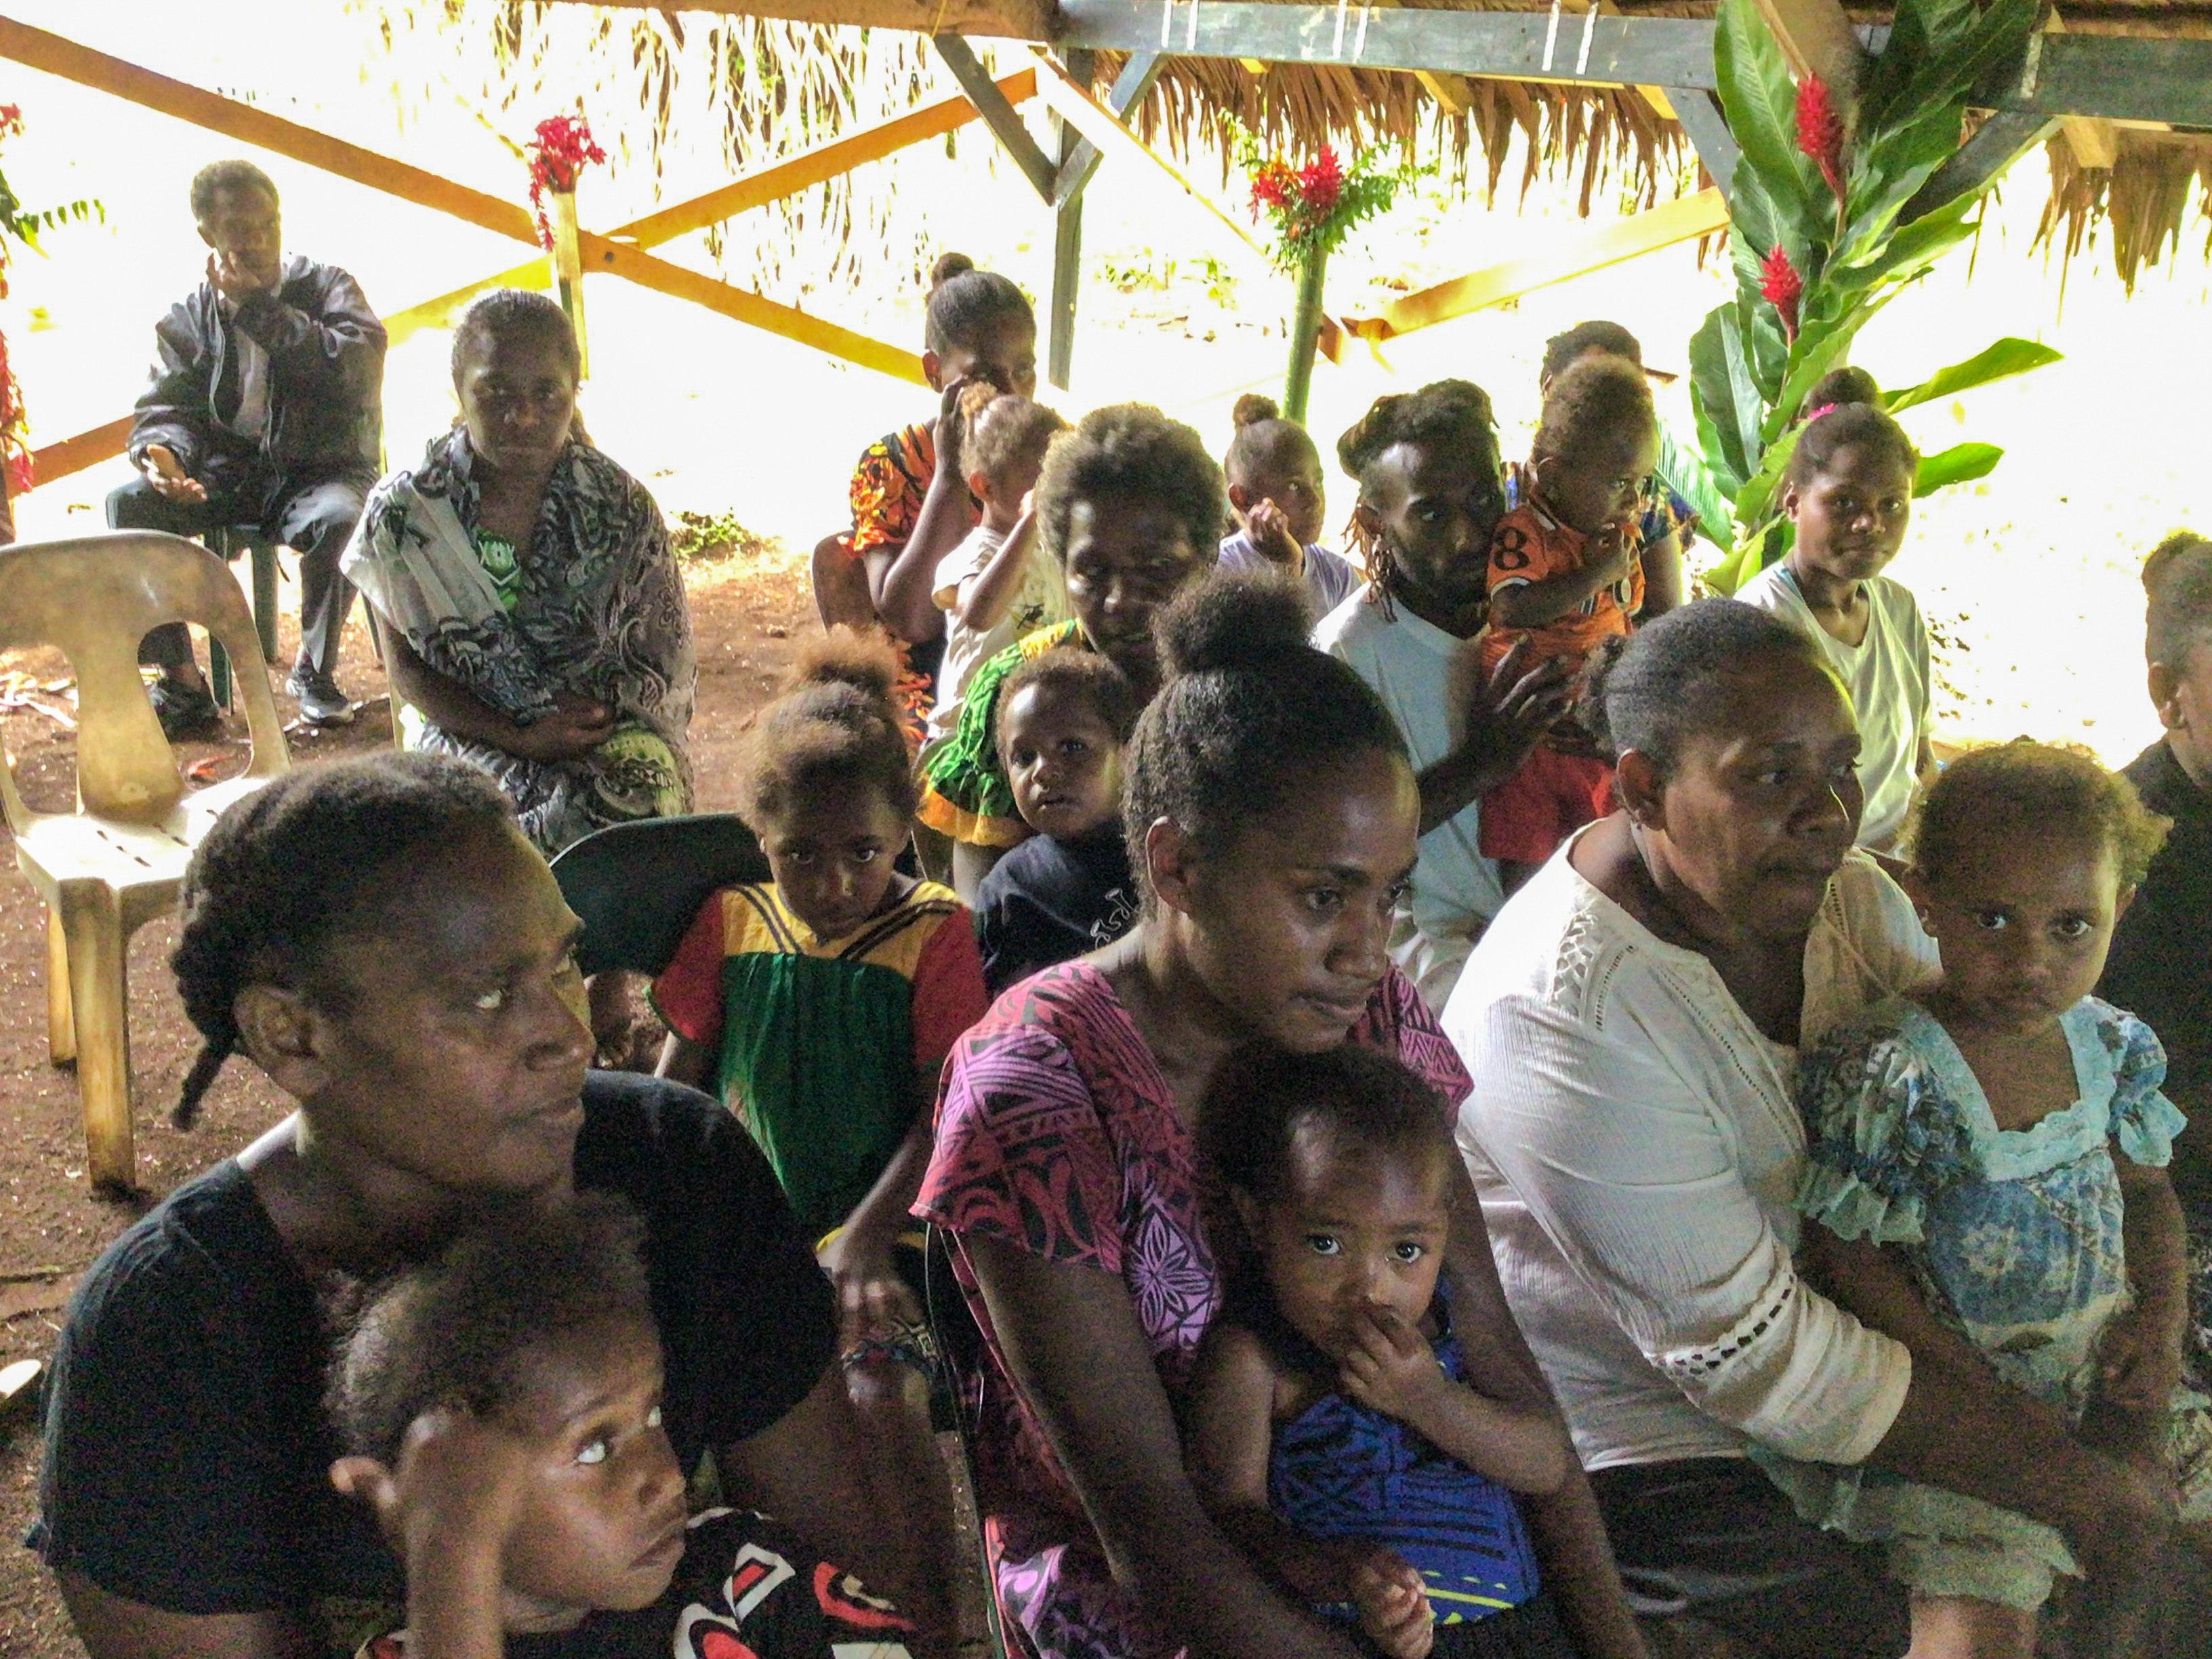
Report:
106,462,369,677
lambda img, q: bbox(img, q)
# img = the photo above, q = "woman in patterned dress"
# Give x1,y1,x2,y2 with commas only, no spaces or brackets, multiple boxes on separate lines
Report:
913,575,1643,1659
344,289,694,859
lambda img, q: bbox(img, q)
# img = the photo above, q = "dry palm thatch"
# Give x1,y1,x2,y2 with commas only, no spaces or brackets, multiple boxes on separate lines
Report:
367,0,2205,298
2036,129,2212,289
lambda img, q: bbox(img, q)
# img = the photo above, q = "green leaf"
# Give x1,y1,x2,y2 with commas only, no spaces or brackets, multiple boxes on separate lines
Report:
1886,0,2036,129
1720,302,1769,472
1863,0,1974,123
1732,425,1805,530
1912,441,2005,494
1714,0,1825,252
1884,338,2062,413
1689,308,1754,490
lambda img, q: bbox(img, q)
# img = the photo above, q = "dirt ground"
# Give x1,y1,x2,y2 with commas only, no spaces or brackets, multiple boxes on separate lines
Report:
0,548,816,1659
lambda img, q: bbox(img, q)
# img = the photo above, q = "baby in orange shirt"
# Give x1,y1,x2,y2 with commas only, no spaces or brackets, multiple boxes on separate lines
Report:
1480,354,1659,886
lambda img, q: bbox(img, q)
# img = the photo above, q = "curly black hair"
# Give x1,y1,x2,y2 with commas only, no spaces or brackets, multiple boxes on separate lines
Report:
737,626,918,828
1034,403,1227,568
2144,531,2212,666
190,159,278,221
169,753,519,1128
328,1193,655,1466
1540,321,1641,386
451,288,581,384
1123,571,1406,897
1334,380,1500,596
924,251,1036,359
958,388,1069,493
1908,739,2171,890
1532,354,1655,464
1583,599,1828,775
996,649,1143,763
1200,1042,1453,1203
1786,401,1916,489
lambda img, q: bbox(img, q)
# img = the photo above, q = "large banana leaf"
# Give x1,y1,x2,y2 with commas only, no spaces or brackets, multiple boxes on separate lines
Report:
1714,0,1826,255
1885,338,2063,413
1913,442,2004,494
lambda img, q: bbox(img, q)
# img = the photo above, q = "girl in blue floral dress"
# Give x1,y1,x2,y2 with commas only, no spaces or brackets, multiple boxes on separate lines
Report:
1775,740,2207,1658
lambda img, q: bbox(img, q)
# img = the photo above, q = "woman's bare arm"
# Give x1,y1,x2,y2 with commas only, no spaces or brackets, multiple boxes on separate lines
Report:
1436,1166,1647,1659
383,632,607,762
966,1232,1362,1658
953,509,1041,633
56,1574,319,1659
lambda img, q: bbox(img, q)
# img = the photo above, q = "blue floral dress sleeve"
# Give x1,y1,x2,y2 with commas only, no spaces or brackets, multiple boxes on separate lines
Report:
1795,1000,1973,1246
2098,1000,2188,1168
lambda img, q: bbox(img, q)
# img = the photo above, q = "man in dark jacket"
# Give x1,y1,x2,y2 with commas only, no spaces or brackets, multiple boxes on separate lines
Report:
110,159,385,734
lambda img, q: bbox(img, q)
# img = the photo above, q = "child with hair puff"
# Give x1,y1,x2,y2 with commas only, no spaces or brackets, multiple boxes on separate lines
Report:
1479,354,1661,888
328,1195,919,1658
652,627,987,1616
1220,394,1359,618
924,384,1071,761
1767,741,2212,1658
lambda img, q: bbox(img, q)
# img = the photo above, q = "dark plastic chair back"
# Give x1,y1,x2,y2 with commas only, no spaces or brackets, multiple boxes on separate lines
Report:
548,812,769,978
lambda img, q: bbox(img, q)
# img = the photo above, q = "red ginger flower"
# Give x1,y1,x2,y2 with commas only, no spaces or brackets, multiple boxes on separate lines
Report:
1795,74,1846,207
525,114,607,249
1298,146,1345,214
1759,245,1803,342
1249,159,1293,214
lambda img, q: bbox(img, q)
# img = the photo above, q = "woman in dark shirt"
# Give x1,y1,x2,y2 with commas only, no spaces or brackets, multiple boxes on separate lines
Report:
34,752,931,1659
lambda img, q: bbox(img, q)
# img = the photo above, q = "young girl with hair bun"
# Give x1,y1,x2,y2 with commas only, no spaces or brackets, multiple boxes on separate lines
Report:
653,628,987,1626
916,570,1643,1659
1738,393,1935,859
1219,393,1358,617
815,253,1040,701
1772,739,2210,1656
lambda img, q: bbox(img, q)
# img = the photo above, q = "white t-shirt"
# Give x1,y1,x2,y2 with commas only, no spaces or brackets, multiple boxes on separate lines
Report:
1737,564,1933,855
927,525,1069,748
1313,586,1506,1010
1446,838,1937,1472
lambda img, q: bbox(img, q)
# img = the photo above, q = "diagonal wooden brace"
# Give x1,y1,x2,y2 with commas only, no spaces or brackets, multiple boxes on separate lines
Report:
932,35,1059,203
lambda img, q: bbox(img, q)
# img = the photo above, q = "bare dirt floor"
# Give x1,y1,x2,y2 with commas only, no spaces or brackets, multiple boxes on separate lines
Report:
0,548,824,1658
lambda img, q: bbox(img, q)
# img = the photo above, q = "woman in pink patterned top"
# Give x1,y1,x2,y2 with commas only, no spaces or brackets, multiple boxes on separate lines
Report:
916,576,1645,1659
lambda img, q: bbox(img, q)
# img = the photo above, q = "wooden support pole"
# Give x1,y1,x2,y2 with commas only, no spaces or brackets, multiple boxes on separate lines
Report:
1025,47,1266,258
1667,87,1740,197
1052,52,1166,210
1048,49,1096,391
932,36,1059,202
1338,187,1729,344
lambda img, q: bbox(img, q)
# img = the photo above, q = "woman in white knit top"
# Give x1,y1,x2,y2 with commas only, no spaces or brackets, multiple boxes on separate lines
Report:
1444,602,2174,1658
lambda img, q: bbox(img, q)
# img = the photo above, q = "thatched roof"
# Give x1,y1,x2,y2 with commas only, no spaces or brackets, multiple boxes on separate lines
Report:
428,0,2212,286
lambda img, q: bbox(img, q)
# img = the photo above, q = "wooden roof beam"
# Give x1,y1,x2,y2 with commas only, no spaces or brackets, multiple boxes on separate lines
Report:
384,69,1038,345
1052,1,2212,126
1334,186,1730,348
932,35,1059,201
1749,0,1868,117
1025,46,1267,257
554,0,1052,39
